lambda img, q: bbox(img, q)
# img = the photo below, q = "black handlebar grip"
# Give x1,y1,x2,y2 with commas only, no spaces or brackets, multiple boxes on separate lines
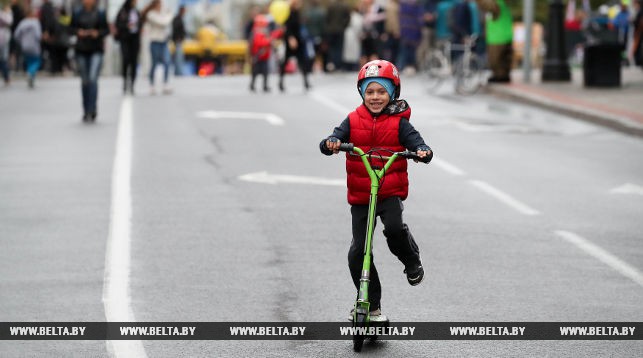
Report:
339,143,354,152
401,151,432,164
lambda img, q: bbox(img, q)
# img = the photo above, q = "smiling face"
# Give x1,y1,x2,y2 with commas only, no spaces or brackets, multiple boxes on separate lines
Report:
363,82,390,114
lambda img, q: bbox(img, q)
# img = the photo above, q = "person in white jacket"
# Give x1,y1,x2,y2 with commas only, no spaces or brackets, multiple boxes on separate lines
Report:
143,0,172,94
0,2,12,85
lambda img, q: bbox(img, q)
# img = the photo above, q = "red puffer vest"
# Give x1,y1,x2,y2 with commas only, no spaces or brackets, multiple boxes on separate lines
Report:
346,102,410,205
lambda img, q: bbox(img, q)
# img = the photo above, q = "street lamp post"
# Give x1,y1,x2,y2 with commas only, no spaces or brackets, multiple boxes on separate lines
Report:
542,0,571,82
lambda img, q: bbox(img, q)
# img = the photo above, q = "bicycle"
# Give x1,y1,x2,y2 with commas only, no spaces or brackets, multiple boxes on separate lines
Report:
335,143,431,352
421,34,485,95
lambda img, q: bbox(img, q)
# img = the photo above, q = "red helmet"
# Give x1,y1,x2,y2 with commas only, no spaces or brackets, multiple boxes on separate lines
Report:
357,59,401,99
253,15,269,31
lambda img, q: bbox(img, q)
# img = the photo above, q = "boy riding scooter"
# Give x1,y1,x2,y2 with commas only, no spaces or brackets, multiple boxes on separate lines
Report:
320,59,433,322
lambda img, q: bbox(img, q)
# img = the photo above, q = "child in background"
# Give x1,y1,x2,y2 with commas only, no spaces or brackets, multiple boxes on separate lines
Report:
13,7,40,88
249,14,282,92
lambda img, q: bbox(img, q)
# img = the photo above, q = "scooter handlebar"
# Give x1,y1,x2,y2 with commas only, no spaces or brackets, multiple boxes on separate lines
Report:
398,150,432,164
336,143,432,164
338,143,354,152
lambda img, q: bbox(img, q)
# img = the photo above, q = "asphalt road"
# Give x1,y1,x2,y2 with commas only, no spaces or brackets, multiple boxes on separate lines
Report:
1,73,642,357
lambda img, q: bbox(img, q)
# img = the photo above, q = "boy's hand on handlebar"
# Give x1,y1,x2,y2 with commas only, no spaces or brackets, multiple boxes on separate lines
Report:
414,149,432,163
326,137,341,154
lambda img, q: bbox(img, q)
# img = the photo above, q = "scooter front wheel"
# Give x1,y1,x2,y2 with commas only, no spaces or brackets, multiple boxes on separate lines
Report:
353,334,365,352
352,313,367,352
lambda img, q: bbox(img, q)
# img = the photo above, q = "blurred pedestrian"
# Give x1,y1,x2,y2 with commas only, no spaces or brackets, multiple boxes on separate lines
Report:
115,0,142,94
360,0,385,62
0,0,12,85
383,0,400,64
9,0,23,72
71,0,108,122
143,0,173,95
325,0,350,72
343,4,363,71
565,3,587,65
13,6,40,88
398,0,424,72
477,0,512,83
449,0,472,62
303,0,326,72
53,8,73,74
435,0,456,42
467,0,485,59
278,0,311,92
416,0,437,70
172,5,186,76
632,0,643,67
611,1,630,64
244,5,261,41
249,14,283,92
39,0,56,73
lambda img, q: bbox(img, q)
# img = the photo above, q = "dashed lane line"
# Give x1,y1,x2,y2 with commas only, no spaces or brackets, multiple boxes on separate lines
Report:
556,230,643,288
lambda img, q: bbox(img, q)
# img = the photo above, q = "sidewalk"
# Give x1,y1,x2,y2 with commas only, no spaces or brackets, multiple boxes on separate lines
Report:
487,66,643,137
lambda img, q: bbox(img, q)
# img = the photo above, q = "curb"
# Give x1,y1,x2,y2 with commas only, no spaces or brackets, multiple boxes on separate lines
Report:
487,85,643,138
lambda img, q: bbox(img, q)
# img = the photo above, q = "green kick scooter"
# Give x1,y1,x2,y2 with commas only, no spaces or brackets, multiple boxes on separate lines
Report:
337,143,430,352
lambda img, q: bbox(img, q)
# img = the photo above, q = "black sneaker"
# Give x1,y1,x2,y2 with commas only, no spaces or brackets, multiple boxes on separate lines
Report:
404,264,424,286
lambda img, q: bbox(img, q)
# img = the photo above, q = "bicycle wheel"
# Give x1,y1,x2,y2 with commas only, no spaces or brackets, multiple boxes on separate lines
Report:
454,53,483,95
421,52,448,92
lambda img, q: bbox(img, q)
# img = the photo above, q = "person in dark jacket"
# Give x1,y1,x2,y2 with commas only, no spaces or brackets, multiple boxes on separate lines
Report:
39,0,56,72
278,0,311,92
398,0,424,71
9,0,24,72
71,0,109,122
319,60,432,322
171,5,185,76
115,0,142,94
632,0,643,67
325,0,350,71
0,1,12,85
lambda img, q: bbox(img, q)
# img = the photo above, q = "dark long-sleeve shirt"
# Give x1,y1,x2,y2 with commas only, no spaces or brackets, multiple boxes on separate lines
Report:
71,8,109,54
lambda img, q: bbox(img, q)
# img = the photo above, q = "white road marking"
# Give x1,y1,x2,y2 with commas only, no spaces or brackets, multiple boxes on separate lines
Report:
555,230,643,288
469,180,540,216
103,97,147,358
610,183,643,196
239,171,345,186
196,110,285,126
431,157,466,176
